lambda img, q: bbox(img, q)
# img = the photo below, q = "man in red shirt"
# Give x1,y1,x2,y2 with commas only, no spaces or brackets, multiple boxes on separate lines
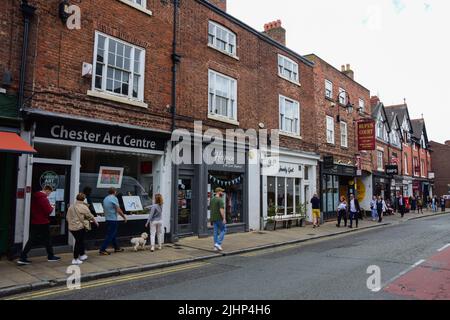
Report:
18,185,61,265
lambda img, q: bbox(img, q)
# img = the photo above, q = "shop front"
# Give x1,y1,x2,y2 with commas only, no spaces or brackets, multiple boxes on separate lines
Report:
17,112,171,250
372,172,392,202
177,143,250,238
321,161,357,221
261,150,319,224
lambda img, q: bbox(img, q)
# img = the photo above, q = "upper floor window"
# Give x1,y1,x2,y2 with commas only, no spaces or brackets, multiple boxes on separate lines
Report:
339,88,347,105
340,121,348,148
279,95,300,135
377,151,384,171
208,21,237,56
326,116,335,144
359,98,365,114
128,0,145,7
325,80,333,99
404,154,408,174
278,55,299,84
376,120,384,140
391,130,400,147
208,70,237,121
93,32,145,101
421,159,425,177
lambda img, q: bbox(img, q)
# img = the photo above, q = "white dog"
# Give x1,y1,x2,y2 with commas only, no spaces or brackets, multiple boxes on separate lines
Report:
130,233,148,251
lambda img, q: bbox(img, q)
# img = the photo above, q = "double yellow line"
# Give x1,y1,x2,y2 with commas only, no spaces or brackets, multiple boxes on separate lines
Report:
5,262,208,300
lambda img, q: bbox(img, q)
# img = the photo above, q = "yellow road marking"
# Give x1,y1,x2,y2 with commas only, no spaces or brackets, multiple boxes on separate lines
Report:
6,262,208,300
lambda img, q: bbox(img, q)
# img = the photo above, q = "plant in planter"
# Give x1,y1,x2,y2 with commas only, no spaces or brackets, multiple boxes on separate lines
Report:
265,205,277,230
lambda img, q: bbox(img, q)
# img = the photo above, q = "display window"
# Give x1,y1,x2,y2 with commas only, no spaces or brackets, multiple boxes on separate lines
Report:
267,176,303,216
80,149,158,219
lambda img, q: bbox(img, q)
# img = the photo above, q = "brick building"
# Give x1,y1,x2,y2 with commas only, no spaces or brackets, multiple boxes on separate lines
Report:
429,141,450,201
410,119,433,199
304,55,372,219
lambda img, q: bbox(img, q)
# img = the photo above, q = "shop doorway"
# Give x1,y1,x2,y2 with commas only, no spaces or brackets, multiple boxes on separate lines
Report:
177,177,194,235
31,163,71,246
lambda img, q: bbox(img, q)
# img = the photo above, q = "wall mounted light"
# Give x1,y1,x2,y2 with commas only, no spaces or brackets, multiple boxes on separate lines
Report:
59,0,70,23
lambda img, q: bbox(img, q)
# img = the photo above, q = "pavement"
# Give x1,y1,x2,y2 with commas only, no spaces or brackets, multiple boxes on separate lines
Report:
1,209,449,298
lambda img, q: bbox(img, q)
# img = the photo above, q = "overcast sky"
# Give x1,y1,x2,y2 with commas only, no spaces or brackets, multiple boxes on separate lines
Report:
227,0,449,143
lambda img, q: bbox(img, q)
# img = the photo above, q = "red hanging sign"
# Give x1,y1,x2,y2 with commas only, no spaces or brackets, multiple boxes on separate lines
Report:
357,120,376,151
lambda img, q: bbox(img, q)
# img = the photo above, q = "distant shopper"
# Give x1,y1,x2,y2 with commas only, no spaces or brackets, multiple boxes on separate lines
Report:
398,194,405,218
67,193,99,265
417,197,424,214
99,188,128,255
432,196,438,212
210,187,227,252
411,196,417,212
376,196,384,223
370,196,378,221
348,194,361,228
336,197,348,228
18,186,61,265
439,196,445,212
145,194,164,252
311,194,321,228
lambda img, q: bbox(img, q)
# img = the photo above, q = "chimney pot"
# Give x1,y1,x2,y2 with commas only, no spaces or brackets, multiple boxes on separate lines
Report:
263,19,286,46
341,65,346,72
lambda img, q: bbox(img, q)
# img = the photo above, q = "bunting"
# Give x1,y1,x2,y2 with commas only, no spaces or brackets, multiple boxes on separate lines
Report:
209,174,243,187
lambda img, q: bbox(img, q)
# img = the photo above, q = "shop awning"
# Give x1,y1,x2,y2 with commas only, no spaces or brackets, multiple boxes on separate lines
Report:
0,132,36,154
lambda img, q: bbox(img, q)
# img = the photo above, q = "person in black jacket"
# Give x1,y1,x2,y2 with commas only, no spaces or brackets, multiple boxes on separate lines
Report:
348,194,361,228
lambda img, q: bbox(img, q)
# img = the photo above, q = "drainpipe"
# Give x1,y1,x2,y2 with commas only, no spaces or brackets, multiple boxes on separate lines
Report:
18,1,36,111
170,0,181,243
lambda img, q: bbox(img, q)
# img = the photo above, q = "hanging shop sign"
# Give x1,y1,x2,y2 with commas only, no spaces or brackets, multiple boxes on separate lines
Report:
386,165,399,176
357,120,376,151
35,117,168,151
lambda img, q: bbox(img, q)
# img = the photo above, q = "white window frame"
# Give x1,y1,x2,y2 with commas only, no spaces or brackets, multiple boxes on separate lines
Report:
325,80,333,99
377,151,384,171
340,121,348,148
404,154,408,174
278,54,300,84
421,159,425,177
92,31,146,103
376,120,384,140
208,70,238,121
359,98,365,114
208,21,237,57
326,116,335,144
279,95,300,136
338,88,347,105
117,0,152,15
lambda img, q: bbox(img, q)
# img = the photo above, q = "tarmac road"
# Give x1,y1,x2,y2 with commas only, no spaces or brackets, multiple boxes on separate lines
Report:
10,214,450,300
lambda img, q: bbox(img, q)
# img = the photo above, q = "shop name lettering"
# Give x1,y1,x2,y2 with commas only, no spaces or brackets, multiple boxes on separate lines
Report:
279,166,295,174
50,125,157,149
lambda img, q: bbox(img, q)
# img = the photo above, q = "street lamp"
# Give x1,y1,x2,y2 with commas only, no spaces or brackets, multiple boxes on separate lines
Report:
331,91,354,123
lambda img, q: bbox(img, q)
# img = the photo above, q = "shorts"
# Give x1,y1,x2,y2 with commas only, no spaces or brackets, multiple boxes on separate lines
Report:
312,209,321,219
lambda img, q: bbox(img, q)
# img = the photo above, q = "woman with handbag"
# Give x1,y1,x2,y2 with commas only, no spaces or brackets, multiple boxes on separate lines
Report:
67,193,99,265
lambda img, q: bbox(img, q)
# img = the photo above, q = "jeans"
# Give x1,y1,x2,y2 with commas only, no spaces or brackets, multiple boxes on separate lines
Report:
337,209,347,227
100,220,119,252
21,224,55,259
371,209,378,220
213,221,227,246
150,221,164,247
349,211,358,227
70,229,86,259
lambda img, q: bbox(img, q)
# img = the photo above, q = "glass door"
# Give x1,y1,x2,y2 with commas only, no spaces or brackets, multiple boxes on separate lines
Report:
177,177,194,235
31,163,71,246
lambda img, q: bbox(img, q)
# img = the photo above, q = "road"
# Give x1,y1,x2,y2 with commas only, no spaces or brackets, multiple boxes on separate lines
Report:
9,214,450,300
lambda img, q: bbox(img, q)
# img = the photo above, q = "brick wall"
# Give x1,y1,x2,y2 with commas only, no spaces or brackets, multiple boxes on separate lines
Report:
430,141,450,196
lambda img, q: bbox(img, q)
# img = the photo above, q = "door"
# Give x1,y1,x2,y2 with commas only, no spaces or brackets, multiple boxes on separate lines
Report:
31,164,71,246
177,177,194,235
304,184,311,220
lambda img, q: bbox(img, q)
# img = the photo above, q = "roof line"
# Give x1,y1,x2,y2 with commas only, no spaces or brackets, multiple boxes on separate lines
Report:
303,53,370,92
197,0,315,67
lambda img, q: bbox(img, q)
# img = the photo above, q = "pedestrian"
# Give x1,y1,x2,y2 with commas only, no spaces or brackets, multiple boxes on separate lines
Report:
17,186,61,265
311,194,321,228
67,193,99,265
99,188,128,255
441,196,446,212
376,196,384,223
417,196,424,214
370,196,378,222
432,196,438,212
145,194,164,252
411,196,417,212
210,187,227,252
398,193,405,218
336,196,348,228
348,194,360,229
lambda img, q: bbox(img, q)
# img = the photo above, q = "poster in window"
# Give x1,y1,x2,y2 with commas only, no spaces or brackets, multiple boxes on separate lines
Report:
96,167,124,189
122,196,144,212
92,203,104,214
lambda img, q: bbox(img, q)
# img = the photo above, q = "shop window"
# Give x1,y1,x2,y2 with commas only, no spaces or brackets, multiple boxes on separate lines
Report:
286,178,294,215
267,176,304,217
304,166,309,181
267,177,276,212
277,177,286,215
79,149,157,218
208,171,243,224
34,143,72,160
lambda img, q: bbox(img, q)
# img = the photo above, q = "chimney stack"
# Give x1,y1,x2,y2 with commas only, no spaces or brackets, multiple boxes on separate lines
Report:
263,20,286,46
207,0,227,11
445,141,450,146
341,64,354,80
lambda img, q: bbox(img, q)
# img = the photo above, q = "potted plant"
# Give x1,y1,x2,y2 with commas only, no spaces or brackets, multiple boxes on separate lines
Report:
295,203,307,227
265,205,277,231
